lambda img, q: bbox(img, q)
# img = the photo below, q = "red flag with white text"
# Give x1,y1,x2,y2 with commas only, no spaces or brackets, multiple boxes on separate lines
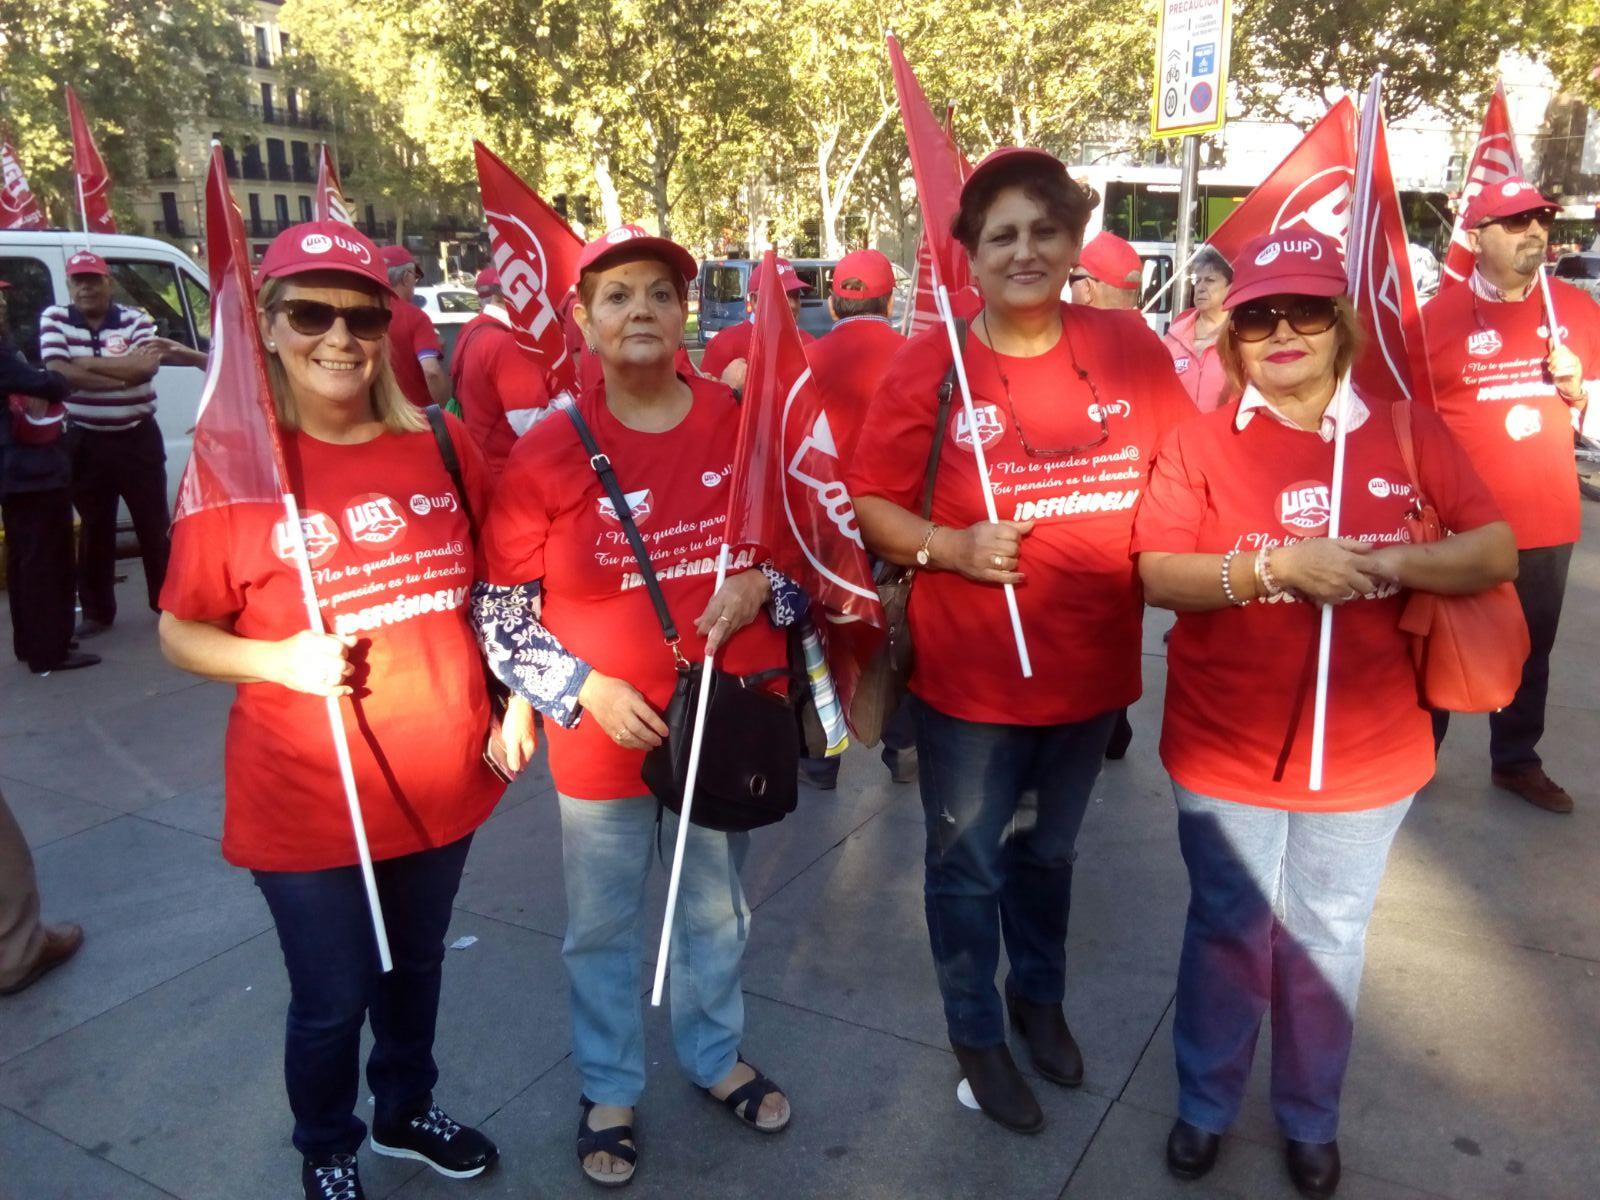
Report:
1,142,46,230
473,141,585,397
315,144,355,226
1347,76,1434,408
65,87,116,235
1439,83,1523,294
173,144,288,521
1207,99,1358,264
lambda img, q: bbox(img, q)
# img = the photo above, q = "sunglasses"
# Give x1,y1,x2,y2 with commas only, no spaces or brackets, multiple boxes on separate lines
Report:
1230,296,1339,343
1484,210,1555,234
270,299,392,341
1068,272,1092,286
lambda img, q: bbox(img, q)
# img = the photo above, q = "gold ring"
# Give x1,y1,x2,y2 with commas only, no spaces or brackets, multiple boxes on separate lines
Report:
992,555,1005,568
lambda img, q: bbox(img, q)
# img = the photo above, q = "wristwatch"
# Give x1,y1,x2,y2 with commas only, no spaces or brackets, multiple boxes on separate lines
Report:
916,523,941,567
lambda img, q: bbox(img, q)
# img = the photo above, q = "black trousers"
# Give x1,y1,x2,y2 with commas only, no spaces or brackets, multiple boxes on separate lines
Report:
67,418,169,624
1433,542,1574,773
2,488,76,670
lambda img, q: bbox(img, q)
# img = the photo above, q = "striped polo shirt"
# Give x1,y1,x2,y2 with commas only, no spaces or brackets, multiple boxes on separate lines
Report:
38,302,158,431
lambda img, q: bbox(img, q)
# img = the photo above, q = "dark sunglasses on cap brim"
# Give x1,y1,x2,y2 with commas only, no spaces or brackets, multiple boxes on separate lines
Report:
1230,296,1339,343
269,298,392,341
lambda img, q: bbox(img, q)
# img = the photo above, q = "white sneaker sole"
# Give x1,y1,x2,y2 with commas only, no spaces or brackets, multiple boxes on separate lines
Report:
367,1138,489,1179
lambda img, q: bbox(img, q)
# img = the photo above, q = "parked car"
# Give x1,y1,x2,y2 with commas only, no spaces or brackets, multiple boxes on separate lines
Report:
412,284,480,362
1552,252,1600,303
0,230,211,523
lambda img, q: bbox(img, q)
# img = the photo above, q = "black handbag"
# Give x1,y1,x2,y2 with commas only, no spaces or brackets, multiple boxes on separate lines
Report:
563,403,801,832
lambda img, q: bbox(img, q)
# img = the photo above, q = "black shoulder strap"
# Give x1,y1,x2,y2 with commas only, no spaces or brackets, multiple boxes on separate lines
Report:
562,402,683,654
424,404,478,535
919,318,967,519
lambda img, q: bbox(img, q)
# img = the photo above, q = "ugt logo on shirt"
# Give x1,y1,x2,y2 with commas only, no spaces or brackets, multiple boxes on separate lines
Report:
271,510,341,568
596,489,653,526
1466,329,1503,358
1277,480,1331,534
950,404,1005,450
343,494,409,547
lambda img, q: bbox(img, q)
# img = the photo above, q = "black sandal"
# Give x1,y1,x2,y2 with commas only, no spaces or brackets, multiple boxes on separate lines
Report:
576,1096,637,1188
702,1056,792,1133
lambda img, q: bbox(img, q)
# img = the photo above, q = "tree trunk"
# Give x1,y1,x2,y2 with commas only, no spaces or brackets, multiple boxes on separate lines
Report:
816,124,842,258
594,148,623,230
650,155,672,239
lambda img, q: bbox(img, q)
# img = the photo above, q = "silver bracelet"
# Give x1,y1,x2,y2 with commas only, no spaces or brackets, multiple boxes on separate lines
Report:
1220,548,1248,607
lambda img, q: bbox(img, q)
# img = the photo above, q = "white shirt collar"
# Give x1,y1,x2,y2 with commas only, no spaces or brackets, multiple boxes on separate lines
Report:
483,301,512,327
1234,379,1369,443
1468,267,1535,304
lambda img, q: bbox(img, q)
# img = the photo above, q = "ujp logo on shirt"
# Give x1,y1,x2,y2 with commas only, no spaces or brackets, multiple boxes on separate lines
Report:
1505,404,1542,441
408,491,459,516
1277,479,1331,533
271,509,341,568
950,404,1006,451
596,489,653,526
1536,322,1569,342
1086,399,1132,421
1367,477,1412,499
342,493,409,547
1271,167,1356,252
1466,329,1503,358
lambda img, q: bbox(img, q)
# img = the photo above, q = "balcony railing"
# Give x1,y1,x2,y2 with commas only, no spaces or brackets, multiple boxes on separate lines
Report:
292,163,315,184
153,219,188,238
268,162,292,182
240,162,266,181
248,218,288,239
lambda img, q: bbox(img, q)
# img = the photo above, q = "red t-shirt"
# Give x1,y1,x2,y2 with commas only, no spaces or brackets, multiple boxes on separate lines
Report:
1422,278,1600,549
159,415,503,871
1132,391,1504,811
479,374,790,801
806,316,907,464
451,310,551,481
699,320,815,380
847,303,1194,725
387,300,445,409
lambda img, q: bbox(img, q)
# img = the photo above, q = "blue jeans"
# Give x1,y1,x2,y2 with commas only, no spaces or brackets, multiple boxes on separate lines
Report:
912,697,1115,1047
253,834,473,1158
1172,786,1411,1143
558,794,751,1106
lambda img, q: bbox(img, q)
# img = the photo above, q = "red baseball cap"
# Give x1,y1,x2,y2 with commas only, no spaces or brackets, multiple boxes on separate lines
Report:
577,224,697,285
960,146,1068,208
1077,232,1142,288
1224,231,1347,310
378,244,417,271
751,258,808,295
257,220,396,295
832,249,895,299
65,250,111,278
474,265,500,293
1461,175,1559,230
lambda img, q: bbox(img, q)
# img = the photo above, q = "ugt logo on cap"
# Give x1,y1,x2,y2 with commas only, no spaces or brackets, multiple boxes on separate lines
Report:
301,233,333,255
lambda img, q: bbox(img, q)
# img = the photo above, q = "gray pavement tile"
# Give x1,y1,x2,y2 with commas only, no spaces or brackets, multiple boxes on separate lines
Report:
135,782,225,841
0,912,572,1200
1063,1101,1446,1200
0,1104,179,1200
0,777,120,848
393,991,1108,1200
0,817,270,1064
1118,926,1600,1200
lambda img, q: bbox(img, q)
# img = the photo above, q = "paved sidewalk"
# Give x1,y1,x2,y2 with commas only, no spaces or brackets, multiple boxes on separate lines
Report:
2,507,1597,1200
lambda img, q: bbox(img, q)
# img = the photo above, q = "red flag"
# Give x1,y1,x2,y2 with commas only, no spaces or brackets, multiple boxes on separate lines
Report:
65,86,116,235
1346,76,1434,407
1207,98,1358,264
1,142,46,230
887,36,974,307
1439,83,1523,294
903,104,967,337
473,141,585,397
173,144,288,521
314,144,354,226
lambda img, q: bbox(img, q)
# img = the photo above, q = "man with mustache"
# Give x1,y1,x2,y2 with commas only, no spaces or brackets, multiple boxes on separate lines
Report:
1423,176,1600,813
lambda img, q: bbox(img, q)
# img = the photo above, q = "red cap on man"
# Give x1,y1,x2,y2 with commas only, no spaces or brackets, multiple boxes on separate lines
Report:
1077,233,1143,289
257,220,396,295
65,250,111,278
474,265,501,296
1223,231,1347,309
1461,175,1559,231
832,249,895,300
378,244,416,271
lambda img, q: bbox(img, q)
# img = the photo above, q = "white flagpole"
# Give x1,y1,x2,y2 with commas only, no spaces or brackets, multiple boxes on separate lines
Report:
1536,268,1564,353
935,282,1033,678
650,542,730,1006
279,490,393,973
76,175,93,251
1142,245,1205,314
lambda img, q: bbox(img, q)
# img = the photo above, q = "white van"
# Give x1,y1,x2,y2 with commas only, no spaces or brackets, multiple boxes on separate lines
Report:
0,231,210,519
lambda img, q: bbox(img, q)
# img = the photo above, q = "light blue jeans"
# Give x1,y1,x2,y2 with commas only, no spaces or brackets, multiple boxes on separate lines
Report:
1172,784,1412,1144
558,793,751,1107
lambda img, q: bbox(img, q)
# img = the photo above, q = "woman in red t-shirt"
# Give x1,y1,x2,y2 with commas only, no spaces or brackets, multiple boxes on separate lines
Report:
157,221,522,1200
474,226,799,1188
848,147,1194,1135
1132,231,1517,1195
1161,246,1235,413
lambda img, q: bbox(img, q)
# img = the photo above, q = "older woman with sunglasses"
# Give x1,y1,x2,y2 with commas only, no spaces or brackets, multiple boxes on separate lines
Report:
1133,231,1516,1198
849,147,1193,1135
159,221,522,1200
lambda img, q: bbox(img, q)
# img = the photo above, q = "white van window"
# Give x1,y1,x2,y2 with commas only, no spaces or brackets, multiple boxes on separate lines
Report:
181,271,212,352
0,256,56,362
108,258,198,348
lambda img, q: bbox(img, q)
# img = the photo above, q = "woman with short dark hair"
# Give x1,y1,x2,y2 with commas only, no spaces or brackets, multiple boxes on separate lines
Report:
1163,246,1235,412
849,147,1194,1134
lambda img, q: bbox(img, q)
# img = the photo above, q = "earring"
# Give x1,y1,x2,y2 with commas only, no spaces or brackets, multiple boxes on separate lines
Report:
265,341,277,352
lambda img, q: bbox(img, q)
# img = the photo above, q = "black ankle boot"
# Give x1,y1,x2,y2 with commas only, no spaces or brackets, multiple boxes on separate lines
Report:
1004,986,1084,1086
1285,1138,1340,1198
951,1042,1044,1133
1166,1119,1221,1180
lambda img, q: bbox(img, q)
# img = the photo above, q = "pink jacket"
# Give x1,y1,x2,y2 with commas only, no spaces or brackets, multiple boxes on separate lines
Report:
1162,309,1234,413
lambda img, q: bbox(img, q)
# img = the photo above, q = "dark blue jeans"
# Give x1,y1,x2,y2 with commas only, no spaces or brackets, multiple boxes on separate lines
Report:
253,834,473,1158
912,697,1115,1047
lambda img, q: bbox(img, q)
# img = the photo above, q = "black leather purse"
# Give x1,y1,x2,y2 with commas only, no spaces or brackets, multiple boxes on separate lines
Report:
563,404,801,832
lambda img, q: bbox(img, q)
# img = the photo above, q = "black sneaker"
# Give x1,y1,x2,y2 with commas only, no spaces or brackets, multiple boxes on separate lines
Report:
302,1153,364,1200
29,651,101,676
370,1104,498,1179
